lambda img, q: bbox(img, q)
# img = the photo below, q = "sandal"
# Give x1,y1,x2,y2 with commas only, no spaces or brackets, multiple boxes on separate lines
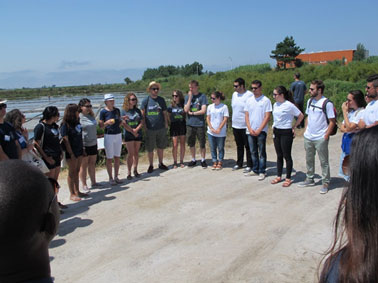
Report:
173,163,178,169
70,195,81,202
58,202,68,209
282,179,293,187
127,175,132,180
134,170,141,177
180,162,185,168
271,177,282,185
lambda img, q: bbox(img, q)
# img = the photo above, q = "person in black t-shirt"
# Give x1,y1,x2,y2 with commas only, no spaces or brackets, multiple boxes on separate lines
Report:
0,99,21,160
60,104,88,202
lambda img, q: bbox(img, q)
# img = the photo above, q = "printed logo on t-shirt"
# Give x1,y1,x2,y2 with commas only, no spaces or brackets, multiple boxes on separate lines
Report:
51,128,59,136
4,135,10,141
190,98,201,112
147,103,162,116
75,124,82,133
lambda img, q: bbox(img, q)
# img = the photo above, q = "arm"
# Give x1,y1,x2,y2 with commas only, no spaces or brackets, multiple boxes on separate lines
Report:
324,118,336,140
214,116,228,135
163,110,169,128
341,102,358,132
184,93,192,113
189,104,207,116
245,111,255,136
292,113,304,137
254,112,271,136
33,139,55,165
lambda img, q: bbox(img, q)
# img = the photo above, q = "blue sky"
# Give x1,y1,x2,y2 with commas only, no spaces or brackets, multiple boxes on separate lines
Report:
1,0,377,88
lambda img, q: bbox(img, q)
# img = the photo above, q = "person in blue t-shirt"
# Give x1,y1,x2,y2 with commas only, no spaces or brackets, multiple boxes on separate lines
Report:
99,93,125,185
141,82,169,173
290,73,307,128
184,80,208,168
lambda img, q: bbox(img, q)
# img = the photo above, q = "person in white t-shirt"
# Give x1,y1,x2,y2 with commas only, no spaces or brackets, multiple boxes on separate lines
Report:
298,80,336,194
339,90,366,181
358,74,378,129
244,80,272,180
206,91,229,170
271,86,304,187
231,78,253,172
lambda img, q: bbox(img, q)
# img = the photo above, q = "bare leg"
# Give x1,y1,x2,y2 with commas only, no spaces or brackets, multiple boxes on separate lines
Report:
133,141,141,172
179,135,186,163
73,156,83,195
157,148,164,164
114,156,120,179
66,157,80,200
106,158,113,180
88,155,97,185
125,142,135,175
148,151,154,166
79,156,89,188
172,136,178,164
200,147,206,159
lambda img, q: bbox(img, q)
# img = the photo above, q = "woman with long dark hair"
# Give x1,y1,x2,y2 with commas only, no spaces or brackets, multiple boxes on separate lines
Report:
320,126,378,282
78,98,100,191
34,106,62,180
167,90,186,168
121,93,143,179
339,90,366,181
60,103,87,201
271,86,304,187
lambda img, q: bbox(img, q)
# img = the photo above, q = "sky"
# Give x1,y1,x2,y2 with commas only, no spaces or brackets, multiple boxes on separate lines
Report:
1,0,377,89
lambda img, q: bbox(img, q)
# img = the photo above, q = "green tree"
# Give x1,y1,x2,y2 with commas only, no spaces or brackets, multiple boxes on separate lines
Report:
124,77,133,85
353,43,367,61
270,36,305,70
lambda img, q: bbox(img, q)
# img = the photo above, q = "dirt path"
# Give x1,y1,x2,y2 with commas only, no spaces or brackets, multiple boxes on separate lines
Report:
50,133,345,283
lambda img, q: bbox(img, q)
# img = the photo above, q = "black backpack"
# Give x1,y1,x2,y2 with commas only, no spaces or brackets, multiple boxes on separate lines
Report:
308,98,338,136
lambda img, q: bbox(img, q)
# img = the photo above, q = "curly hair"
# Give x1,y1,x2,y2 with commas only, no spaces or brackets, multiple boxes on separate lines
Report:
122,93,138,112
62,104,79,128
4,109,24,131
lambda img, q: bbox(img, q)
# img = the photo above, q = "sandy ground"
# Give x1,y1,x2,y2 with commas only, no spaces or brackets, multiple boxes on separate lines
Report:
50,132,345,283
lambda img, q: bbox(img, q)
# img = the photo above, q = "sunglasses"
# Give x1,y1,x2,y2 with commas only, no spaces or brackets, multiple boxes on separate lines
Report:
129,98,137,101
0,103,7,109
84,104,92,108
233,85,239,88
211,97,217,100
273,93,278,96
151,88,159,91
251,87,259,90
172,95,178,97
309,88,315,91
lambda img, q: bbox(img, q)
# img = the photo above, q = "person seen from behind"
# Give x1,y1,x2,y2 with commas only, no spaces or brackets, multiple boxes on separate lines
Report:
290,72,307,128
319,125,378,282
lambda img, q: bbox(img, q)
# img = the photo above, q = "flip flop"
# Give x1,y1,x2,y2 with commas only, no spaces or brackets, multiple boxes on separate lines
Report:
271,177,282,184
70,195,81,202
282,179,293,187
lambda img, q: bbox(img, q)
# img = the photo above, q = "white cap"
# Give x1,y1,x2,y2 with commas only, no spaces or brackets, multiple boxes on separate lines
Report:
0,99,7,104
104,93,115,101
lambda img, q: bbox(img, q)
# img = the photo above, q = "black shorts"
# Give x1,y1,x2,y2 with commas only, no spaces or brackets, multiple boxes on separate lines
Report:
170,121,186,137
124,131,143,142
43,154,61,170
65,151,83,160
84,144,98,156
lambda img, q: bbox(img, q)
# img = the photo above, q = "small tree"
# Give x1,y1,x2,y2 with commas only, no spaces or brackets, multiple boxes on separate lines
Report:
270,36,305,70
124,77,133,85
353,43,367,61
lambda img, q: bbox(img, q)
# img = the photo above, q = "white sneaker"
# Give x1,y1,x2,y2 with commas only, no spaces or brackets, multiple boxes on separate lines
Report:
245,171,258,177
258,173,266,181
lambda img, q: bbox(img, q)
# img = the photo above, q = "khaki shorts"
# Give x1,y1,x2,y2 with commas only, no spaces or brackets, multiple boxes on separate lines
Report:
145,128,168,152
186,126,206,149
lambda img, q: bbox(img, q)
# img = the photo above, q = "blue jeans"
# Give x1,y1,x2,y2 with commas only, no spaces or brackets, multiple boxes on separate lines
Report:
248,132,267,174
207,134,226,162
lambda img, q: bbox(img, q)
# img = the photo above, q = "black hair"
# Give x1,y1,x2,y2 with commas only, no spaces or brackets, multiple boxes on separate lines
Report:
294,72,300,79
40,106,59,122
78,98,91,112
189,80,199,86
234,78,245,88
349,90,367,108
274,86,295,104
211,91,225,101
251,80,262,88
366,74,378,82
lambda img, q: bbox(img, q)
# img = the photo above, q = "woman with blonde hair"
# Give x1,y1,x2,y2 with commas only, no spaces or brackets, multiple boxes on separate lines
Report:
167,90,186,168
121,93,143,179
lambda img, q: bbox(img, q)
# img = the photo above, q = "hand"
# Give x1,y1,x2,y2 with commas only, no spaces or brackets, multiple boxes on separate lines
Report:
342,101,349,113
46,156,55,165
106,119,115,126
27,143,34,151
212,128,221,134
188,91,192,97
132,129,138,137
324,134,329,141
292,128,296,138
122,115,129,121
254,129,262,136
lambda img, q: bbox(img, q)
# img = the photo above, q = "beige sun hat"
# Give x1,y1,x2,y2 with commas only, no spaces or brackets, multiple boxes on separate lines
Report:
146,81,161,92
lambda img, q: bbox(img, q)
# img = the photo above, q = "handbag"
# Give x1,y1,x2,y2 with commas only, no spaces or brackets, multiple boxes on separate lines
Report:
22,150,50,174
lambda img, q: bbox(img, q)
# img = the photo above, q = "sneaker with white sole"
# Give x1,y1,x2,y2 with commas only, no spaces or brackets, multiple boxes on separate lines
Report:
298,179,315,187
258,173,266,181
245,171,258,177
243,167,252,173
232,165,241,171
319,185,329,194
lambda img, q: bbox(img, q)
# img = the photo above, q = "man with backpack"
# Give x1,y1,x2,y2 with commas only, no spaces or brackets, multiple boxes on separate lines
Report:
298,80,336,194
